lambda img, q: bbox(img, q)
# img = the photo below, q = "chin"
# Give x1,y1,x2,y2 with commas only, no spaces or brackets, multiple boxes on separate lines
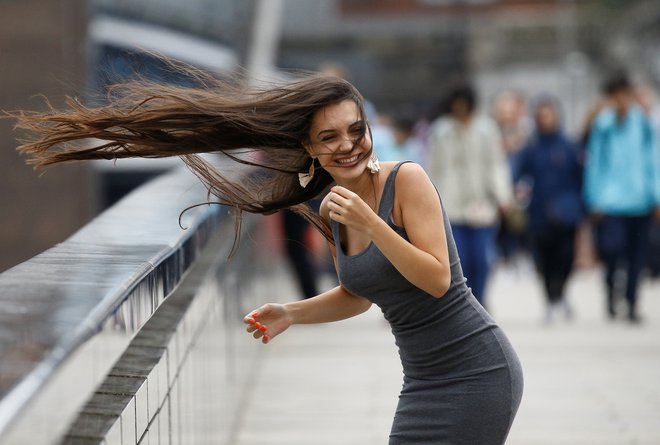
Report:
328,161,368,181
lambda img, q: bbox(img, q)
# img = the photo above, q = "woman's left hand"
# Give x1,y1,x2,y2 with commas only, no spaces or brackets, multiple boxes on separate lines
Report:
327,185,380,234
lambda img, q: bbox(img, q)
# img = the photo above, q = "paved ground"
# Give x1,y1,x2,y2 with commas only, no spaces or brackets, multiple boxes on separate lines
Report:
232,261,660,445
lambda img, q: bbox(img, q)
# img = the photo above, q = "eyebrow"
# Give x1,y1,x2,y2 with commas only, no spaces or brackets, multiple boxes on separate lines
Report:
317,129,335,137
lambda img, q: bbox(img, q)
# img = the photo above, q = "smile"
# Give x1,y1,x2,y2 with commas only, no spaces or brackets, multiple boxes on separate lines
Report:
335,154,360,166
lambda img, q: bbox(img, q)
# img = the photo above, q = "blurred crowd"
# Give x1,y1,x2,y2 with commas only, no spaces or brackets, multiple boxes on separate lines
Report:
286,69,660,326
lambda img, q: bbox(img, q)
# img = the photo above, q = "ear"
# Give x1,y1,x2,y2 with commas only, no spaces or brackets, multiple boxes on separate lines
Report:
302,142,317,158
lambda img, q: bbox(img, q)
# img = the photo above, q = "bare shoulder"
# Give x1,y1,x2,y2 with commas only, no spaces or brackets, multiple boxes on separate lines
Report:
394,162,435,195
391,163,440,226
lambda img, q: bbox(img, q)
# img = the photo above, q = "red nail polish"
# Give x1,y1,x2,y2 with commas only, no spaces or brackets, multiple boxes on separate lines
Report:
248,319,255,324
260,325,267,332
263,335,269,342
254,322,261,329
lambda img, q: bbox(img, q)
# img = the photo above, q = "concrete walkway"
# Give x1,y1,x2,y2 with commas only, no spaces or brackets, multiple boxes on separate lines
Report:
232,263,660,445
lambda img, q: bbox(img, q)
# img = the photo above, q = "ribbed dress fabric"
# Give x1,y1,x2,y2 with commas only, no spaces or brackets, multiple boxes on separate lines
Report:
332,162,523,444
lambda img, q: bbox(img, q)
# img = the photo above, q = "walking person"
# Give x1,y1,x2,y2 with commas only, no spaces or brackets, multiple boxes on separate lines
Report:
10,72,523,444
515,96,584,323
427,84,514,308
492,90,533,266
635,83,660,278
583,72,660,323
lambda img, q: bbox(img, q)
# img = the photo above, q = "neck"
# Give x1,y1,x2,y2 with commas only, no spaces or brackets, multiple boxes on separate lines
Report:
335,170,377,203
455,114,472,126
616,106,628,120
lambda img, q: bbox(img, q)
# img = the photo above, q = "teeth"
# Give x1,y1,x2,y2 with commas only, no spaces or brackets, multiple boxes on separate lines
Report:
336,155,359,164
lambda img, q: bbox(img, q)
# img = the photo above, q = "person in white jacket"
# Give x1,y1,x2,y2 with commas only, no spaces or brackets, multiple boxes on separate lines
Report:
428,85,513,308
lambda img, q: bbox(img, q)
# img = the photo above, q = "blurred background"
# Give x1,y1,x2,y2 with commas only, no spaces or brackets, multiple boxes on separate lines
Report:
2,0,660,273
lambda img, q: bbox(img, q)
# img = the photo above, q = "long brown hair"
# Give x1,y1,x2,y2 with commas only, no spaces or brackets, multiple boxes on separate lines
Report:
8,69,370,251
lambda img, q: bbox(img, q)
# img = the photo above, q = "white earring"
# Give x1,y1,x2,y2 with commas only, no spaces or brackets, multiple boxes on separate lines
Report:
367,153,380,174
298,158,316,188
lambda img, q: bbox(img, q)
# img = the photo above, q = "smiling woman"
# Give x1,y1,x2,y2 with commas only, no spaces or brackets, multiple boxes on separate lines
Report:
8,69,523,444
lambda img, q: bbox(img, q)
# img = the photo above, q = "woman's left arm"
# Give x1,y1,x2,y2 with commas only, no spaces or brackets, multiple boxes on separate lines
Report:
328,163,451,298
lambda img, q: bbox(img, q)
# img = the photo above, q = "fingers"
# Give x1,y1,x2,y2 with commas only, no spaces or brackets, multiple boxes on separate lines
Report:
243,310,271,344
327,194,343,212
327,190,354,221
330,185,355,199
328,190,352,207
243,310,259,329
328,188,374,226
327,199,344,220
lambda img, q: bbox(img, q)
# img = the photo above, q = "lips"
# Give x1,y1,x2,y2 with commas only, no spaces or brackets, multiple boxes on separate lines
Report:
334,154,361,167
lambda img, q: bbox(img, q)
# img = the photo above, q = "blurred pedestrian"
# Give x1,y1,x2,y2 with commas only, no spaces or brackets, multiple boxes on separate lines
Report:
492,90,533,265
515,96,584,323
11,71,523,444
579,88,613,152
428,84,514,308
492,89,533,161
583,72,660,323
281,209,319,299
635,83,660,278
377,114,425,166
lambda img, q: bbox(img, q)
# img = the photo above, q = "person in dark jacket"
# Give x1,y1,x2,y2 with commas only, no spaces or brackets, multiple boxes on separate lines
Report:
515,96,584,323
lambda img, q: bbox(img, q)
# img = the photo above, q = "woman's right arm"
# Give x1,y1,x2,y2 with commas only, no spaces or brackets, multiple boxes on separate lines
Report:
243,286,371,343
285,285,372,324
243,195,372,343
244,286,372,343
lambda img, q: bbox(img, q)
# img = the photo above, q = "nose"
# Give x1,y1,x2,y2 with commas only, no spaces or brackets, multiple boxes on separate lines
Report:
337,136,354,152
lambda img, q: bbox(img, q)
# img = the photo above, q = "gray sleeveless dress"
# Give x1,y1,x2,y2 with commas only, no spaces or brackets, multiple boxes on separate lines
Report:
332,162,523,444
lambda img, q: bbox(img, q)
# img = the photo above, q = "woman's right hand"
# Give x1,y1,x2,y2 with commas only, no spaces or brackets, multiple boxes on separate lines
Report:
243,303,293,344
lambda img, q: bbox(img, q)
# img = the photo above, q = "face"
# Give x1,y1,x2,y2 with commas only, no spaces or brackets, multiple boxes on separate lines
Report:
612,89,632,113
306,99,372,181
536,104,558,133
450,98,471,120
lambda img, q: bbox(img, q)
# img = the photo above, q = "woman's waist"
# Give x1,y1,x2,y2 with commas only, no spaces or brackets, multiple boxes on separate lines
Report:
380,284,481,329
394,322,509,379
391,299,502,369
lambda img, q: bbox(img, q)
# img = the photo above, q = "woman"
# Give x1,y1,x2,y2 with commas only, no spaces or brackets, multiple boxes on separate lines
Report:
11,72,523,444
515,96,584,323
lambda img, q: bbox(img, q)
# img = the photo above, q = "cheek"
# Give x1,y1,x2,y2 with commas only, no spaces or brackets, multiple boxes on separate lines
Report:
362,133,373,150
317,154,335,169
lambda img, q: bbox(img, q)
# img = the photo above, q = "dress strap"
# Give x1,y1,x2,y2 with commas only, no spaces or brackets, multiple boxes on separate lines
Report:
378,161,412,220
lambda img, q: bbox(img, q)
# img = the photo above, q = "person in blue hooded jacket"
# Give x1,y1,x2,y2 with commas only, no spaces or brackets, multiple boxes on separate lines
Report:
583,73,660,323
515,96,584,323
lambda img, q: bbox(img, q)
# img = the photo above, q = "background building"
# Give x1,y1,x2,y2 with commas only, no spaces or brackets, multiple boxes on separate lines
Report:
277,0,660,132
0,0,90,272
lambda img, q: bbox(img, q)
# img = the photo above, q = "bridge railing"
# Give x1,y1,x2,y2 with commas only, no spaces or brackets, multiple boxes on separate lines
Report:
0,167,280,445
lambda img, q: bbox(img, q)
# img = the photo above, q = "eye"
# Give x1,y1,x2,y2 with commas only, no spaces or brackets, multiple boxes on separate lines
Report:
321,135,335,142
350,123,366,137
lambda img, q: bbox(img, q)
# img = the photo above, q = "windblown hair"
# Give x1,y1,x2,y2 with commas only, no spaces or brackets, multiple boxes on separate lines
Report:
9,69,371,251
